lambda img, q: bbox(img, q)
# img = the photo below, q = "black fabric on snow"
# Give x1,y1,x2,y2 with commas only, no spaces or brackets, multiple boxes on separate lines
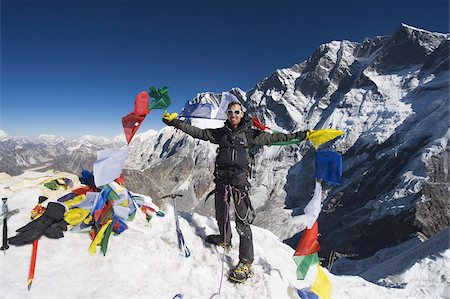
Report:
43,220,68,239
8,202,66,246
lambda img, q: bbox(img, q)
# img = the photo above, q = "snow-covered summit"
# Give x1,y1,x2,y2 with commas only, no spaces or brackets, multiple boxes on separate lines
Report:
37,134,65,144
78,134,112,145
0,171,448,298
0,129,9,141
400,22,449,38
134,129,159,141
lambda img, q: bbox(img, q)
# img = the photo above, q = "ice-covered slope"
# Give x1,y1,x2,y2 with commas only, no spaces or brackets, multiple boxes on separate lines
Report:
134,23,449,260
0,171,448,298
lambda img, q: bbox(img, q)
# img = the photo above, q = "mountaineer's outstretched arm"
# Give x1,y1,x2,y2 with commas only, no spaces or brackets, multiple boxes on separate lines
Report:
162,113,220,144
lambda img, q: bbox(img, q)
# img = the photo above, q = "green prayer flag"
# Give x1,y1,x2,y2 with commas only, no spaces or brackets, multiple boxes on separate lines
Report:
44,180,60,190
100,221,114,256
293,253,319,280
128,210,137,222
101,185,120,201
148,86,172,110
270,139,300,146
266,130,299,146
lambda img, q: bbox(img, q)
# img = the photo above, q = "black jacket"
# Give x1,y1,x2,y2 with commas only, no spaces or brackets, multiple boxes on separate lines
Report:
171,117,305,179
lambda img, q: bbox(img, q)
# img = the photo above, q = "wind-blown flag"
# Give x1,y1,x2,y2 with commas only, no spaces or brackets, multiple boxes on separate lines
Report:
315,150,342,185
310,265,334,299
180,92,246,120
294,221,320,256
250,116,301,146
306,129,344,148
271,128,344,146
293,221,320,280
93,146,129,187
252,116,271,131
122,91,150,144
148,86,171,110
293,253,319,280
179,102,213,119
304,181,322,229
270,139,300,146
252,116,305,146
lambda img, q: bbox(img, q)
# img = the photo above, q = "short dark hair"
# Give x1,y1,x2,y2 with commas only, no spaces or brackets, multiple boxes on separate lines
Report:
227,101,243,110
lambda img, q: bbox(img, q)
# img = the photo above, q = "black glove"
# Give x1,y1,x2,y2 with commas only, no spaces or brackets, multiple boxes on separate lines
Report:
8,202,66,246
163,118,181,127
43,220,68,239
295,130,308,141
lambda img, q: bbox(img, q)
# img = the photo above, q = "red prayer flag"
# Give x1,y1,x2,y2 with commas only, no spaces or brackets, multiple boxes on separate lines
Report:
122,112,146,144
252,116,270,131
133,91,150,115
294,221,321,256
122,91,151,144
72,186,92,196
114,173,126,185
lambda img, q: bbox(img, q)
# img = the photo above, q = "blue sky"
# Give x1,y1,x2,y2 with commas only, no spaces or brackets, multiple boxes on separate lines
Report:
1,0,448,139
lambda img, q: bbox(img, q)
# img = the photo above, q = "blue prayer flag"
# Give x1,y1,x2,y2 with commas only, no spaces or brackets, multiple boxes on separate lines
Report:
91,188,110,216
315,150,342,184
81,169,95,188
297,287,319,299
180,102,213,119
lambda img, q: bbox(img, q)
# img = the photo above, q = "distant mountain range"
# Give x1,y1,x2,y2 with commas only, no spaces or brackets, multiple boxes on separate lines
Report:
1,23,448,267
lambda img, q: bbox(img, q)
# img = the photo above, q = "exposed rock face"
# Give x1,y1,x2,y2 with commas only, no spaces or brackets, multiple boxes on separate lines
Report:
415,146,450,237
373,23,446,71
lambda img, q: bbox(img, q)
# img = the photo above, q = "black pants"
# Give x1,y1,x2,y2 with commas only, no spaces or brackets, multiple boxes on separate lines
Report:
215,181,254,264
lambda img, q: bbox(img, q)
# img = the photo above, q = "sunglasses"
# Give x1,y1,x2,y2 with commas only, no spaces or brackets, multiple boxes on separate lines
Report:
227,110,242,115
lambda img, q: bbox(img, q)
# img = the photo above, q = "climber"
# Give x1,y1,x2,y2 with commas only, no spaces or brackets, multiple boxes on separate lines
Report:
162,101,308,283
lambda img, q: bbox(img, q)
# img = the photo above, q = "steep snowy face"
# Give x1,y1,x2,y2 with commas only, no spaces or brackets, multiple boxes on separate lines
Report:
78,135,113,146
37,134,65,144
286,25,448,259
143,24,449,260
0,130,10,141
372,23,448,71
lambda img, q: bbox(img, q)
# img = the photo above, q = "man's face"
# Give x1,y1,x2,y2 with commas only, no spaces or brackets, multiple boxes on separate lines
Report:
227,104,244,126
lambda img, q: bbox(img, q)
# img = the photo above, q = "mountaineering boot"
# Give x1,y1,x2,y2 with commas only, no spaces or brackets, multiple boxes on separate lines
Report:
205,234,232,249
228,261,253,283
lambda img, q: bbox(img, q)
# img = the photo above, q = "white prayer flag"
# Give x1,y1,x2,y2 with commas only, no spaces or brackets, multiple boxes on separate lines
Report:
304,180,322,229
93,146,129,187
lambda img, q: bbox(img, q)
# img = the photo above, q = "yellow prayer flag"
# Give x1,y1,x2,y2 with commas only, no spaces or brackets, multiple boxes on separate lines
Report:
64,194,85,209
64,208,90,225
89,220,113,256
306,129,344,148
310,265,334,299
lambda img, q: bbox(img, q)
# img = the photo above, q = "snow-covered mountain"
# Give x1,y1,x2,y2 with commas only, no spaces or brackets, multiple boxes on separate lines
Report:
129,23,449,262
0,24,448,270
0,171,448,298
0,130,10,141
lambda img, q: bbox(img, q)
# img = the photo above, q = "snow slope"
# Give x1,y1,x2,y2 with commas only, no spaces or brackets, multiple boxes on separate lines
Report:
0,171,448,299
